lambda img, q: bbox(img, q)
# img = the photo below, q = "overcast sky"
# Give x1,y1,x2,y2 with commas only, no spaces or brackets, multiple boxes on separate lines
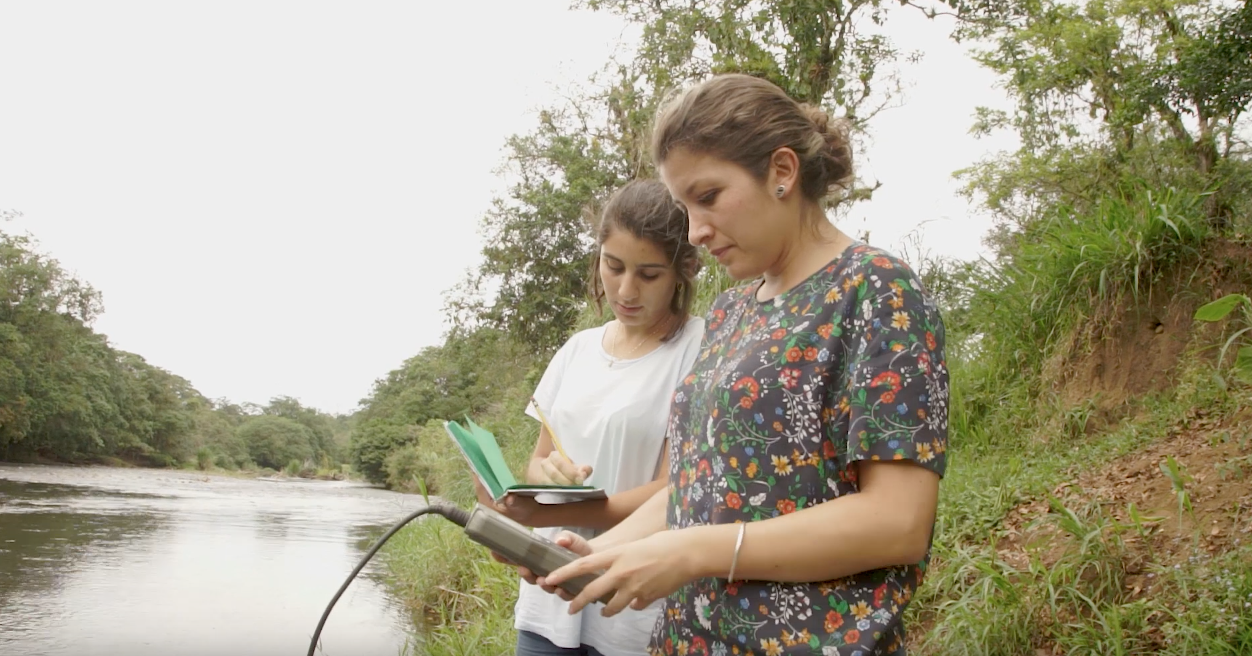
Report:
0,1,1015,415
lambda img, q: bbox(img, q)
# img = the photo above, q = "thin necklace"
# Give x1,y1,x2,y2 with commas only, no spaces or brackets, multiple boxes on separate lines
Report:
607,319,665,368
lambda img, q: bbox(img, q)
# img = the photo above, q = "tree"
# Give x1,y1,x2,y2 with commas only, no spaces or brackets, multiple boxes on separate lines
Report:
447,108,626,352
0,229,113,459
349,327,538,483
0,227,289,468
583,0,917,121
236,415,315,471
262,396,336,462
939,0,1252,231
448,0,918,353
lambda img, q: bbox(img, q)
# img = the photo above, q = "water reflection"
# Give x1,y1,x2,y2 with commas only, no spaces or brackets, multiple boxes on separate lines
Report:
0,464,428,656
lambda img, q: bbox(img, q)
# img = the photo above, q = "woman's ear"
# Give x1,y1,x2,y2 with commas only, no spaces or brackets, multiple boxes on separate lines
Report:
768,147,801,197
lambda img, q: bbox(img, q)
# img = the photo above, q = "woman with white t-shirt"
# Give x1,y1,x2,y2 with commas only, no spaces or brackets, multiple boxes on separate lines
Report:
474,179,704,656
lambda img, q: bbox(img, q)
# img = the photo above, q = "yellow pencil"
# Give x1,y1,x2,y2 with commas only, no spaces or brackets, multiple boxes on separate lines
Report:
530,396,570,461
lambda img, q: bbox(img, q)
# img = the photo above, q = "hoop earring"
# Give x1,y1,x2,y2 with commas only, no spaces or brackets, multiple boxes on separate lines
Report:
776,185,785,198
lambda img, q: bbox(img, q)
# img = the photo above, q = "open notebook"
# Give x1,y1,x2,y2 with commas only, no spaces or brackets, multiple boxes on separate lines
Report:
443,417,607,504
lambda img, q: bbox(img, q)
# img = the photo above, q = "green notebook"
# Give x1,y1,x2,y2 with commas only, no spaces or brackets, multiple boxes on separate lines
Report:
443,417,607,504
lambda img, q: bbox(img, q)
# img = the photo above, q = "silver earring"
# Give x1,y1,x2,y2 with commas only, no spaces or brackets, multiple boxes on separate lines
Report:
776,185,785,198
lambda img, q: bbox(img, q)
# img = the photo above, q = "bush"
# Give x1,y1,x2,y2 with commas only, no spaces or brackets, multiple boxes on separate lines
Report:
384,444,435,494
237,415,315,470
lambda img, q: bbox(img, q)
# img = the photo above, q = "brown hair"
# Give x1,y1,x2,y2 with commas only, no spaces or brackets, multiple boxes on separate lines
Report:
588,179,701,342
651,73,854,207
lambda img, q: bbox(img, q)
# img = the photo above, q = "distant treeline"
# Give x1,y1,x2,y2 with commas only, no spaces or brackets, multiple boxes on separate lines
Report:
0,228,351,473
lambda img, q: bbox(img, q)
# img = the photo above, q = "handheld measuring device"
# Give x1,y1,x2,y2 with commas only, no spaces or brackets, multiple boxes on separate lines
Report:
462,503,614,605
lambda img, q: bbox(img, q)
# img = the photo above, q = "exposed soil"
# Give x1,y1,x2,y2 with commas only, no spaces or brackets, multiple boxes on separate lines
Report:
913,242,1252,653
1001,405,1252,587
1044,241,1252,433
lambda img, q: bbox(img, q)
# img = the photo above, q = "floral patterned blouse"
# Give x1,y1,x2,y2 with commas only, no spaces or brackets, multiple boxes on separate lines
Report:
648,244,949,656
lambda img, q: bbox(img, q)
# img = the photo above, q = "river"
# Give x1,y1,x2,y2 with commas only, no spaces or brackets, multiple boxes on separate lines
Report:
0,463,429,656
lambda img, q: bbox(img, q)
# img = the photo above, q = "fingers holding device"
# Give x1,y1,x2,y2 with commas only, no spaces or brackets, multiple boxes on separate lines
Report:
462,504,614,605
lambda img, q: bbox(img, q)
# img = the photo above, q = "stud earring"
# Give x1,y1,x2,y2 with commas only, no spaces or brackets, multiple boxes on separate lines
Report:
776,185,785,198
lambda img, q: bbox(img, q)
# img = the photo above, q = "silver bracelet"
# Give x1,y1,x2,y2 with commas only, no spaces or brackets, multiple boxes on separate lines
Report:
727,522,746,582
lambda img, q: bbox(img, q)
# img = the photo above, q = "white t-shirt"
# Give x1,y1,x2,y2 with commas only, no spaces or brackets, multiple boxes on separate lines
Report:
514,315,705,656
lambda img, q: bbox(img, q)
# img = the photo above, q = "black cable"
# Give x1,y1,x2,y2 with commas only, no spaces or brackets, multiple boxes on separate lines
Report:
308,502,471,656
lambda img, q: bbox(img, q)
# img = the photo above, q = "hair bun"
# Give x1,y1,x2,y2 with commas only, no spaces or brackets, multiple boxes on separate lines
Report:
801,103,852,153
800,103,830,133
797,103,853,198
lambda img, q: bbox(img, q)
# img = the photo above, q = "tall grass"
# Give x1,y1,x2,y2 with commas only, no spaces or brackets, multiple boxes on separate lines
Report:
384,513,521,656
941,184,1212,453
970,185,1206,360
903,179,1252,653
912,355,1252,655
377,363,543,655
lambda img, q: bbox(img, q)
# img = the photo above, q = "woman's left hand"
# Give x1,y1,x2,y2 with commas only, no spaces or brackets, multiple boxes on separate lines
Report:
495,494,543,525
539,528,705,617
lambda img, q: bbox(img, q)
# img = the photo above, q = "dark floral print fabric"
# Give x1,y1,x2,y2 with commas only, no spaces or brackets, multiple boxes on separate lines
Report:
649,244,949,656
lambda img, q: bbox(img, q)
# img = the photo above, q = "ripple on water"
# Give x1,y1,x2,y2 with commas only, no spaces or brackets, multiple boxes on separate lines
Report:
0,463,429,656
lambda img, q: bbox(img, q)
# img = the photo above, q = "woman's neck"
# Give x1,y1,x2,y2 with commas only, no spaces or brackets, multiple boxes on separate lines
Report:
616,312,680,342
758,219,853,302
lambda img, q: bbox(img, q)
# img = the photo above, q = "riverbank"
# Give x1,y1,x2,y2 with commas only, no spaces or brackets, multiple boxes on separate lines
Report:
377,414,533,656
0,452,364,483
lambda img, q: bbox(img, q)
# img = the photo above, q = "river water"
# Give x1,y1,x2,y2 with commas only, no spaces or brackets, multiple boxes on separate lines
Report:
0,463,430,656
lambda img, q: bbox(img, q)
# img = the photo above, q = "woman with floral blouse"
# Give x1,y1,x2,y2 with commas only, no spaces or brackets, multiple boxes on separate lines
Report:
533,73,949,656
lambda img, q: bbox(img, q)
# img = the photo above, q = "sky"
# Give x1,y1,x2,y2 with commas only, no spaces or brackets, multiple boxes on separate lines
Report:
0,1,1016,415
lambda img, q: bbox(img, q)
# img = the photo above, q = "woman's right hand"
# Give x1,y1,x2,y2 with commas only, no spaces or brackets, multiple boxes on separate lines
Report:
527,530,595,593
533,451,593,486
490,530,595,593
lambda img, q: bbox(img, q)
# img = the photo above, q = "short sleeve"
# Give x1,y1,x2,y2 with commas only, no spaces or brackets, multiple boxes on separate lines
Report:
842,262,949,477
525,336,575,424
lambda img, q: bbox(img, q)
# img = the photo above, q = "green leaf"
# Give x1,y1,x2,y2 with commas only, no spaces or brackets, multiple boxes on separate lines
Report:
1194,294,1250,322
416,477,431,506
1235,346,1252,383
808,635,821,649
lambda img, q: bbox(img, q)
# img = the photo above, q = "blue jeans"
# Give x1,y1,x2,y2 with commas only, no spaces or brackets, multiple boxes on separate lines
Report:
516,630,607,656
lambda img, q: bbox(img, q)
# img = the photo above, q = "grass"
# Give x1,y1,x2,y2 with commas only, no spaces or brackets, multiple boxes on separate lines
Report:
382,512,521,656
910,362,1252,655
374,386,539,656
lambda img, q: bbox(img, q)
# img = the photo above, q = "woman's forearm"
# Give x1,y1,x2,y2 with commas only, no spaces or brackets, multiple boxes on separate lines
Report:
521,478,666,531
591,485,670,550
681,465,939,583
